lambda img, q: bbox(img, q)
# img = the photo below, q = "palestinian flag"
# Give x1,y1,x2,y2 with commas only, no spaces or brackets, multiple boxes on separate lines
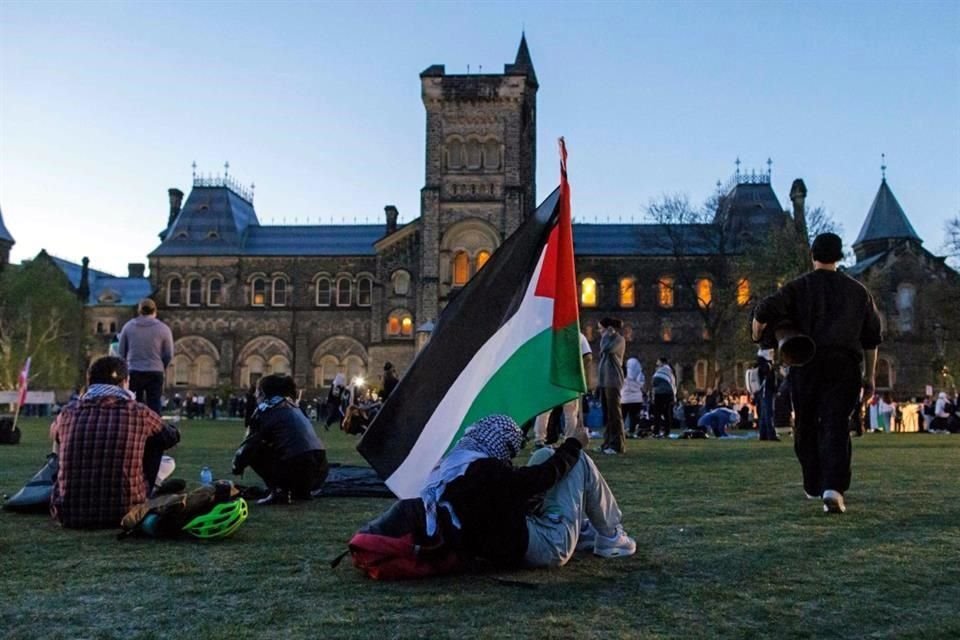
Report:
358,139,586,498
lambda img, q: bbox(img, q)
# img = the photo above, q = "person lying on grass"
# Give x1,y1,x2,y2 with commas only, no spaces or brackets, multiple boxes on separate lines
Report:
232,374,329,505
422,414,636,569
50,356,180,529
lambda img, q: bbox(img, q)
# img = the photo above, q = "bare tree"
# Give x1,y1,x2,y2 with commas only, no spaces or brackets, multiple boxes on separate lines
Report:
946,214,960,265
645,193,751,389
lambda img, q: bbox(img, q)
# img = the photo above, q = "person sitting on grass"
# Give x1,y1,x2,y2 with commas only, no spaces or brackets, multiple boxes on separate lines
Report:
232,374,329,505
421,414,636,569
50,356,181,529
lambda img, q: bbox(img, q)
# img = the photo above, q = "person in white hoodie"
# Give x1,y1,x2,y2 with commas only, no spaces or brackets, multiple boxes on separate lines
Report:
621,358,645,437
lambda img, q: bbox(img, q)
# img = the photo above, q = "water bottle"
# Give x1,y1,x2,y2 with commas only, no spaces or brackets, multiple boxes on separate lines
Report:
199,466,213,485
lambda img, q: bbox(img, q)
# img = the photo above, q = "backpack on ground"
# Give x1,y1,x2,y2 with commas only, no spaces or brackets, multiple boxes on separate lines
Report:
336,498,463,580
3,453,58,512
0,416,21,445
119,480,242,539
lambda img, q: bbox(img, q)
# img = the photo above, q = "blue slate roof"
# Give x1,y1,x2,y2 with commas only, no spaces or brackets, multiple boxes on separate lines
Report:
573,223,718,256
842,251,886,276
151,185,383,257
48,256,152,306
0,205,14,244
854,179,921,246
717,181,785,227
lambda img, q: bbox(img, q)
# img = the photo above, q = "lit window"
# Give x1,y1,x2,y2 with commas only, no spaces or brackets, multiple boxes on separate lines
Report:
695,360,709,390
252,278,266,306
316,278,331,306
476,250,491,272
272,278,287,306
453,252,470,286
619,277,635,308
401,316,413,336
737,278,751,306
167,278,182,306
387,316,400,336
658,277,674,308
337,278,352,306
661,320,673,343
696,279,713,309
208,278,222,306
581,277,597,307
387,310,413,337
357,277,373,307
187,278,202,306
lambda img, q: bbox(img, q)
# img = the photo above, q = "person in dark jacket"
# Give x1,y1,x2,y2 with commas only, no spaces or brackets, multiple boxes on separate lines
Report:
754,233,882,514
421,415,636,569
232,374,329,505
381,362,399,400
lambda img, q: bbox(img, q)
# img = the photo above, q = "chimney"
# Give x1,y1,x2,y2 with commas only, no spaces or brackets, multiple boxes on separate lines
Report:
128,263,146,279
384,205,399,235
77,256,90,303
789,178,808,240
168,188,184,228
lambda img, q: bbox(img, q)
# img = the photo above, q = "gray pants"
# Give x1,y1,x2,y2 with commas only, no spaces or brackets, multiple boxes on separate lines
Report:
523,449,623,568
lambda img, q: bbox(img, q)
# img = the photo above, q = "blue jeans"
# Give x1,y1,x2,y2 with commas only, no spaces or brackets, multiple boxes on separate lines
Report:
758,388,777,440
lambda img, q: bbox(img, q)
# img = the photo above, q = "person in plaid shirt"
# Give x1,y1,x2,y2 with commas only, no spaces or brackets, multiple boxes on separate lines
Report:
50,356,180,529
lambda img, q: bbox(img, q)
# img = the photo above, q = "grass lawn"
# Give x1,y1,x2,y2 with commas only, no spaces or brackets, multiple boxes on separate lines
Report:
1,418,959,639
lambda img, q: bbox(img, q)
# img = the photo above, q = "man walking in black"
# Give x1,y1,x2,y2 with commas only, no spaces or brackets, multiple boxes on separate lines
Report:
753,233,882,514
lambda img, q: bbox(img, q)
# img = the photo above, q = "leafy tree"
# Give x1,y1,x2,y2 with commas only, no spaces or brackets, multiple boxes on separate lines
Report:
0,258,85,390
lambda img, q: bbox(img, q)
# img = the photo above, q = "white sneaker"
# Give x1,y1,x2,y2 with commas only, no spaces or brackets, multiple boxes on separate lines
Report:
594,525,637,558
575,521,597,552
804,491,820,500
601,447,619,455
822,489,846,514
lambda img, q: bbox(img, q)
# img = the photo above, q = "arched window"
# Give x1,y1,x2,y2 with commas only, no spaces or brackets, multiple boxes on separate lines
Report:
96,322,104,334
315,355,340,388
268,355,291,376
695,360,709,390
447,140,464,170
737,278,751,306
466,140,482,169
391,270,411,296
336,277,352,306
242,355,265,388
167,278,182,306
344,355,365,382
195,355,217,388
696,278,713,309
581,277,597,307
251,278,267,306
316,277,332,306
272,277,287,307
658,277,675,308
896,284,916,333
452,252,470,286
877,358,894,389
483,140,500,170
357,277,373,307
387,310,413,337
109,321,117,334
187,278,202,306
173,356,190,386
661,320,673,343
619,277,635,308
208,277,223,306
476,250,491,272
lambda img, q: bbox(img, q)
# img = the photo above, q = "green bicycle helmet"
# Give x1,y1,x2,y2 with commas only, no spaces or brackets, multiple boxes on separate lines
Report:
182,498,249,539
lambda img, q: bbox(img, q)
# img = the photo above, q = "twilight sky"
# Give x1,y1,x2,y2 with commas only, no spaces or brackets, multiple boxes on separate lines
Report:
1,0,958,276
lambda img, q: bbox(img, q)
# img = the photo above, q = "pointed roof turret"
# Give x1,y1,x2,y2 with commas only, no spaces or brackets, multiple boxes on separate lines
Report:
853,178,921,261
0,204,14,245
505,32,538,87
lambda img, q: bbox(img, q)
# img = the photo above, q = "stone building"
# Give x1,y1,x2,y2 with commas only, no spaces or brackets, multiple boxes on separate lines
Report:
31,36,953,400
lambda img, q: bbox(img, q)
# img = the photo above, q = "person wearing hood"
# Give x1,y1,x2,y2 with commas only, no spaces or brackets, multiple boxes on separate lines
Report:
118,298,174,415
651,357,678,437
421,415,636,569
932,392,951,432
621,358,645,437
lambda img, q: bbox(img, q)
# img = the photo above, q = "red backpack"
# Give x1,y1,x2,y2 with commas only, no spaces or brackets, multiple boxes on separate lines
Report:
334,498,463,580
